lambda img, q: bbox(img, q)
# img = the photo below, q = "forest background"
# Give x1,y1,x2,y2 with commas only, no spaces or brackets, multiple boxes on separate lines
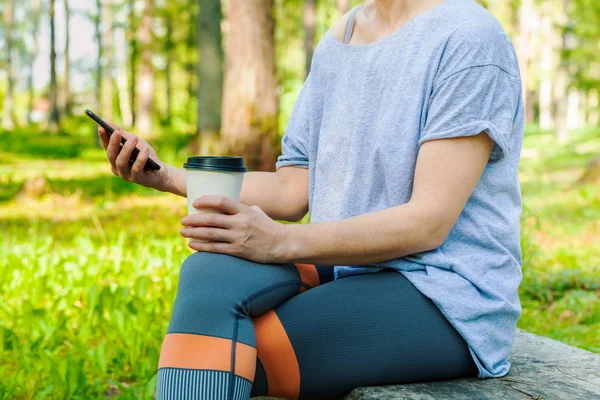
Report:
1,0,600,398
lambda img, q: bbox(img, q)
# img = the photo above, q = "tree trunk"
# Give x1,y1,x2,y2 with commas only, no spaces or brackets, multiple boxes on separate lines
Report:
128,0,138,125
28,0,42,124
2,0,15,130
588,89,599,128
515,0,532,124
337,0,350,15
136,0,154,138
304,0,316,77
186,5,197,128
95,0,102,113
222,0,278,171
49,0,61,132
116,27,133,127
165,14,174,127
101,0,113,118
554,0,571,143
194,0,223,153
539,1,554,131
63,0,72,116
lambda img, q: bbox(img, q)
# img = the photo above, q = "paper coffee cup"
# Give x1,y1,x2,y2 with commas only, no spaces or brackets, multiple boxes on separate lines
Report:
184,156,247,242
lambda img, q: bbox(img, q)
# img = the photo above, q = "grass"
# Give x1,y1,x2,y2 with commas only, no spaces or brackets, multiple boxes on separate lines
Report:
1,127,599,398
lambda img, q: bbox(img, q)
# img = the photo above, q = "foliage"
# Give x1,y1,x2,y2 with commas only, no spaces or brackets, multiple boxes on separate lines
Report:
0,126,599,398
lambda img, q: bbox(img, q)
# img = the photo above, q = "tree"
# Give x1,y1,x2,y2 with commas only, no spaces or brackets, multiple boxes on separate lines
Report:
49,0,61,132
136,0,154,137
127,0,138,125
101,0,113,117
194,0,223,152
94,0,102,113
164,8,174,127
63,0,72,116
304,0,316,77
222,0,279,171
2,0,16,130
27,0,42,124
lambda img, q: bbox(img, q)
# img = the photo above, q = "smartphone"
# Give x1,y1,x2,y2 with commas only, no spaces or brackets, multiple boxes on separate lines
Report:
85,109,161,171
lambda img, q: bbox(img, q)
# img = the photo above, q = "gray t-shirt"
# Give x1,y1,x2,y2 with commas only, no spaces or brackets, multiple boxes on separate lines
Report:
276,0,523,378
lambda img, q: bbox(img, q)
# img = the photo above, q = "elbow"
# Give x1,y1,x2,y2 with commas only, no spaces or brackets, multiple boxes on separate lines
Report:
286,208,308,223
412,208,453,252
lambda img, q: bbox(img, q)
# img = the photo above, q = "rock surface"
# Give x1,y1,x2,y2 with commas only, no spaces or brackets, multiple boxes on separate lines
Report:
344,330,600,400
257,330,600,399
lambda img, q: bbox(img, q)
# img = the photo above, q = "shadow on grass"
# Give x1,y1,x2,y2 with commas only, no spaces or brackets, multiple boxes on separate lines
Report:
0,175,161,203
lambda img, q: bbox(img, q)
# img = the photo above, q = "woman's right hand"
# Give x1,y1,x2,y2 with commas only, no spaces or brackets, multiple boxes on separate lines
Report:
98,125,173,193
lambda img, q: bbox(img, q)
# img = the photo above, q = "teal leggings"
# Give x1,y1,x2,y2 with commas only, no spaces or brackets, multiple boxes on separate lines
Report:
156,252,477,399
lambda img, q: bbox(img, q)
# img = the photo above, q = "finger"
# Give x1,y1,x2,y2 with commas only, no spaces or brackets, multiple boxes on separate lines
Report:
106,130,123,167
181,212,234,229
188,240,235,255
98,127,110,150
131,147,149,177
180,227,235,243
115,135,139,175
192,195,242,215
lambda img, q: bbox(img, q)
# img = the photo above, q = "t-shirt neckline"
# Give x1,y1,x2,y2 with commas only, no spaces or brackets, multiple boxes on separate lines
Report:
326,0,451,51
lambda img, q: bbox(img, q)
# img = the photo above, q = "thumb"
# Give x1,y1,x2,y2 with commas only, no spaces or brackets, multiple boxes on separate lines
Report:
250,205,268,217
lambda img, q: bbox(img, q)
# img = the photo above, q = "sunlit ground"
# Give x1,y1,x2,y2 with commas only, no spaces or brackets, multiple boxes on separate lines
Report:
1,127,599,398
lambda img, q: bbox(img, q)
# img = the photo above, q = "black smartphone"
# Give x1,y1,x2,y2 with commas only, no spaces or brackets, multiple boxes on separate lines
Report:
85,109,161,171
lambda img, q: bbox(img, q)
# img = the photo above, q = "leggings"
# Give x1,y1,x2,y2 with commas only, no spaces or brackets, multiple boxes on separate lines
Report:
156,252,477,400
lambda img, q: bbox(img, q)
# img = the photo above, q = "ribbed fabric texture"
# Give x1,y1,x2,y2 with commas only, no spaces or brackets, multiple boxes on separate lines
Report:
156,369,251,400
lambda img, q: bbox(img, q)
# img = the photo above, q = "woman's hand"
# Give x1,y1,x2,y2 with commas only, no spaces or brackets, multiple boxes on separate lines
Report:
180,195,291,264
98,125,173,192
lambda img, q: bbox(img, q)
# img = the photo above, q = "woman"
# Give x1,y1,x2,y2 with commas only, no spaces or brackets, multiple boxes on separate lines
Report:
99,0,523,398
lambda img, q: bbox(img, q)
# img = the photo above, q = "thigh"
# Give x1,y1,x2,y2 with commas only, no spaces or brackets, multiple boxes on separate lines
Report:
251,270,477,399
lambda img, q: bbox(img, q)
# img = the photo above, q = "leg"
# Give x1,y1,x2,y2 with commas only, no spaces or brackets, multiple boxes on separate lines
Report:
156,252,333,400
251,270,477,399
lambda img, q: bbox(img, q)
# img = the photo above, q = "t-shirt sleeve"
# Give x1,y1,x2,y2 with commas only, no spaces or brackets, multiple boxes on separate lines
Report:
419,25,523,163
276,75,312,170
419,65,522,163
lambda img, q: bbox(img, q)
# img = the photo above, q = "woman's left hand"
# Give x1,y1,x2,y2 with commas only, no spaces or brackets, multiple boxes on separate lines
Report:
180,195,291,264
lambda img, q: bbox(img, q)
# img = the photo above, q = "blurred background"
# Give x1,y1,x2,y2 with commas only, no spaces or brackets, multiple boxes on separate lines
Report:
1,0,599,398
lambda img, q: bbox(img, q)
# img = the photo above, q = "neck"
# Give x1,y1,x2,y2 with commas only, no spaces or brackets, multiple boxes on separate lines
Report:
373,0,444,25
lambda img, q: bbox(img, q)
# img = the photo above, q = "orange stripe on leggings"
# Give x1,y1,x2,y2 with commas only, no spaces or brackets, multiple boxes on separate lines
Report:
294,263,319,293
158,333,257,382
254,310,300,399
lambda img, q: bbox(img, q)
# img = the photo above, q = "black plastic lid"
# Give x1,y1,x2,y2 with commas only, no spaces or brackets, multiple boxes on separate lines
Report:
183,156,247,172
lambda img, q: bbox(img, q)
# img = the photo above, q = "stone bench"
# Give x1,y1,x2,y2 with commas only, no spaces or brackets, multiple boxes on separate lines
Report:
344,330,600,399
258,330,600,399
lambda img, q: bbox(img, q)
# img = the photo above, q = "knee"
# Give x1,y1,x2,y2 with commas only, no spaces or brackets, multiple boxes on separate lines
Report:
177,252,246,293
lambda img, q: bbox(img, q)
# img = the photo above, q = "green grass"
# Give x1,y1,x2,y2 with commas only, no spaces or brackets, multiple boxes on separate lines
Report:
1,127,600,398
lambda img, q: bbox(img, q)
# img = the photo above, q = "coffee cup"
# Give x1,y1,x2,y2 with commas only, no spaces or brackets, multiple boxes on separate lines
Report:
184,156,247,242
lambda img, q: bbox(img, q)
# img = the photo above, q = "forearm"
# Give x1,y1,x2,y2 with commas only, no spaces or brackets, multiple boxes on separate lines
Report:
239,171,307,221
282,202,444,266
165,166,307,222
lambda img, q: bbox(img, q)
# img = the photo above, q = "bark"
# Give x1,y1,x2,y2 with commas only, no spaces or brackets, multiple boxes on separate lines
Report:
165,14,174,127
49,0,61,132
195,0,223,152
539,1,555,131
136,0,154,137
186,6,197,127
101,0,113,117
222,0,279,171
95,0,102,113
304,0,316,77
588,89,599,128
128,0,138,125
337,0,350,15
28,0,42,124
63,0,72,116
2,0,15,130
116,27,133,127
515,0,532,124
